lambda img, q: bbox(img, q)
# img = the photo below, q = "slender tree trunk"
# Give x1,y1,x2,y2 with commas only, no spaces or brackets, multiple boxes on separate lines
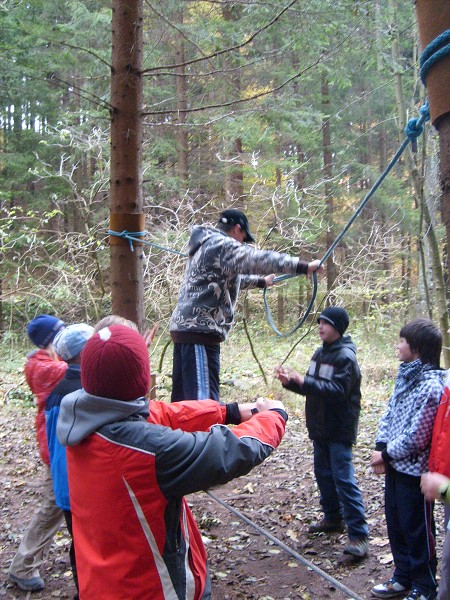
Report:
321,74,337,296
295,143,306,190
379,121,391,300
440,114,450,285
110,0,145,330
175,9,188,184
0,278,3,336
225,137,244,203
223,4,244,203
277,287,284,328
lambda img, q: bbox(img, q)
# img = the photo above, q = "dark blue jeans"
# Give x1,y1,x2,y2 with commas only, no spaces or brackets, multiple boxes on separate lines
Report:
385,466,437,597
171,342,221,402
313,440,368,539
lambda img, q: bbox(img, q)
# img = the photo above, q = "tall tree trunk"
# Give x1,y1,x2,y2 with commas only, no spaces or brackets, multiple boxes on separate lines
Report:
415,0,450,364
321,74,337,296
223,4,244,203
110,0,145,330
391,0,449,363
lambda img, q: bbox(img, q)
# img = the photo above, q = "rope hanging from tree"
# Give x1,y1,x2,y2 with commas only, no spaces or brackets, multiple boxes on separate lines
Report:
263,100,430,337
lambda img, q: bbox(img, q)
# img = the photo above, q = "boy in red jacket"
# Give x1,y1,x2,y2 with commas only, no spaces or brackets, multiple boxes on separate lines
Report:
9,315,67,592
422,346,450,600
57,324,288,599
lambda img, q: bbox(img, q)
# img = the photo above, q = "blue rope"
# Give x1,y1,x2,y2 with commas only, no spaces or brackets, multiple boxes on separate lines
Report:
420,29,450,84
107,230,187,256
108,230,146,252
264,101,431,337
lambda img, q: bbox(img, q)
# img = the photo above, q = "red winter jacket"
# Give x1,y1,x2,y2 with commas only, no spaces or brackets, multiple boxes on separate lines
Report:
24,349,67,465
57,394,286,600
429,372,450,477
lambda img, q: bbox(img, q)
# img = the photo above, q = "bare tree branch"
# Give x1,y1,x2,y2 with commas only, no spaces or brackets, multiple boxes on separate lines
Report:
142,0,298,73
142,37,349,116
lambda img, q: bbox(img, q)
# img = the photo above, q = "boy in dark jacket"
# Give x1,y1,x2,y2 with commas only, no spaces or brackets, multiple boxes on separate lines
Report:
275,306,368,559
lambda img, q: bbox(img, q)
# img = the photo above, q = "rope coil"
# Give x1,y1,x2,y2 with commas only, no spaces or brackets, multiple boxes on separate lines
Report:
420,29,450,84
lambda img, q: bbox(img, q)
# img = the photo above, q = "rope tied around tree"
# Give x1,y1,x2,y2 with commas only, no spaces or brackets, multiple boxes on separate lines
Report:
419,28,450,85
107,229,187,256
108,229,146,252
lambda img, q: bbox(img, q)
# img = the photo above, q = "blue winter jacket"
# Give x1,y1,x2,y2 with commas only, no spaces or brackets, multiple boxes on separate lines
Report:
45,365,82,510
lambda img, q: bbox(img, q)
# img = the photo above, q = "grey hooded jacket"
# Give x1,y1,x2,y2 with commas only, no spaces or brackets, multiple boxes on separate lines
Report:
170,225,308,342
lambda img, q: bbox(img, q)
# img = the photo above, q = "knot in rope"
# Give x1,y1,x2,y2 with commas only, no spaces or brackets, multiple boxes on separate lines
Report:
405,117,424,141
404,100,430,152
108,229,146,252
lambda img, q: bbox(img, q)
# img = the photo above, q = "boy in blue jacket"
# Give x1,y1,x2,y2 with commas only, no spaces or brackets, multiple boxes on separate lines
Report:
46,323,93,596
370,318,445,600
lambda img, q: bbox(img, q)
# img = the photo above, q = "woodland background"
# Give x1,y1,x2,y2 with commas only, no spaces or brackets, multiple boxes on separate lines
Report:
1,2,450,597
0,0,448,358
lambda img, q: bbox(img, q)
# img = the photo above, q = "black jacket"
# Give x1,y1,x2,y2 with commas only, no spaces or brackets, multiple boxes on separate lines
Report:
284,336,361,444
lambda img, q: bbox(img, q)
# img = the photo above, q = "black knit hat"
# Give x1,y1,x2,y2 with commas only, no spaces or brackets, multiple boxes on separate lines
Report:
317,307,349,335
218,209,255,243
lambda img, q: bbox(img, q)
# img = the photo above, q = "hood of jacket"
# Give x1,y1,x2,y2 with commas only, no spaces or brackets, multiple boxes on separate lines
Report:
56,389,149,447
187,225,225,258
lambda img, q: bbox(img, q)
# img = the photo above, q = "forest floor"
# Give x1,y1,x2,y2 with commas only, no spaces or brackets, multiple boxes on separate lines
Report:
0,391,446,600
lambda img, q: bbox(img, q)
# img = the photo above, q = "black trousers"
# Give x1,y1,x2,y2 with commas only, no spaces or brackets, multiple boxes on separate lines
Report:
385,466,437,596
171,342,220,402
63,510,79,596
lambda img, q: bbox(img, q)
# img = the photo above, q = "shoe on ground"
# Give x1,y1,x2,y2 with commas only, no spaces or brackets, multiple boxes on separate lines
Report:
343,537,368,558
8,573,45,591
308,518,345,533
403,590,436,600
371,577,409,599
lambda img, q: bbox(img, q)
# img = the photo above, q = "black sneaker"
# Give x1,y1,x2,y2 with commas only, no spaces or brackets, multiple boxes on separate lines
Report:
308,518,345,533
403,590,436,600
371,577,409,598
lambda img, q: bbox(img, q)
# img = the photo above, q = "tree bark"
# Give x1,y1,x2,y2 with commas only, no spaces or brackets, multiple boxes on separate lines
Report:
110,0,145,330
391,0,450,363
